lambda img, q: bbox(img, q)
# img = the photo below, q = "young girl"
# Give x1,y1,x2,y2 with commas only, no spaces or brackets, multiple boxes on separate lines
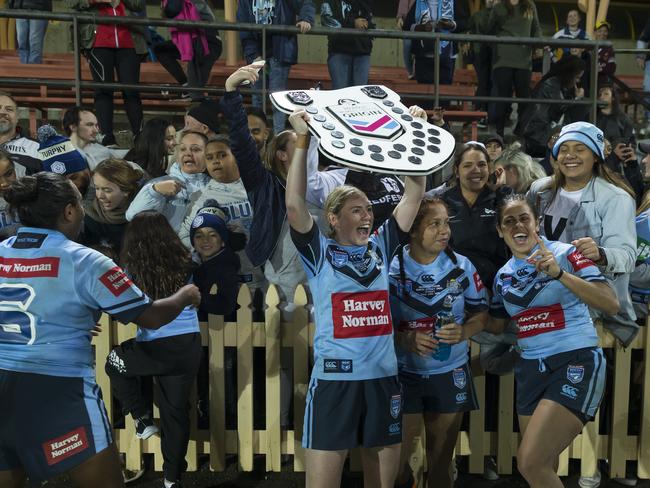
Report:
390,197,488,488
488,194,619,488
105,211,201,488
285,109,425,488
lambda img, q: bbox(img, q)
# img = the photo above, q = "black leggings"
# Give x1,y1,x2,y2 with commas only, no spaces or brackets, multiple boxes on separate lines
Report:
154,37,222,93
86,47,143,144
105,332,201,481
492,66,531,136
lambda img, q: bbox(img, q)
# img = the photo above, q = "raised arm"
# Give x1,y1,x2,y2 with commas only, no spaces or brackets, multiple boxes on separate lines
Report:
392,175,425,233
285,110,314,233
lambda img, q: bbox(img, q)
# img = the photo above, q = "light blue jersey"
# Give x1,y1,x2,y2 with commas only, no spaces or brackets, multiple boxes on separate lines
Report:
389,248,488,375
0,228,151,377
136,305,199,342
490,238,605,359
292,218,405,380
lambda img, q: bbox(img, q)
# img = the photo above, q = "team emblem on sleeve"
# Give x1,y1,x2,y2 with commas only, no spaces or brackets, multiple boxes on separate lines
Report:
390,394,401,419
567,365,585,384
453,368,467,389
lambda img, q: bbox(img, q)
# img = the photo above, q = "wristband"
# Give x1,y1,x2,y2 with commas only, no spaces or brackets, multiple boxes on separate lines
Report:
554,269,564,280
296,134,311,149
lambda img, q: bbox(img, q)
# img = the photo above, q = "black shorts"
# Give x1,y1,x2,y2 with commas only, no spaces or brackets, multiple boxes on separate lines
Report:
0,369,112,482
302,376,402,450
515,347,606,424
399,361,479,414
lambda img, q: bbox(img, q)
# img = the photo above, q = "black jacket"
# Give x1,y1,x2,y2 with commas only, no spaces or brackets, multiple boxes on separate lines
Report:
517,77,588,152
8,0,51,11
439,185,510,289
321,0,374,56
193,247,241,321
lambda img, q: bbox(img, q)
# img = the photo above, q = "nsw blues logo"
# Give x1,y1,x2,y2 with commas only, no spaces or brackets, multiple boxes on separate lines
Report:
390,394,401,419
453,368,466,389
330,249,348,268
567,365,585,384
328,103,401,139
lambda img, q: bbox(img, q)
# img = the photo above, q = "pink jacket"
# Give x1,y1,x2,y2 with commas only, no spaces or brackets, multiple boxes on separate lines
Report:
165,0,209,61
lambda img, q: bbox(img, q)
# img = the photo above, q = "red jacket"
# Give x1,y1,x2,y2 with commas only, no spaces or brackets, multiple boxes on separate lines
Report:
94,1,135,49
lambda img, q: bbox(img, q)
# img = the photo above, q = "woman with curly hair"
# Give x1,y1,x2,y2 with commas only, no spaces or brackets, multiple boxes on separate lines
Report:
105,211,200,488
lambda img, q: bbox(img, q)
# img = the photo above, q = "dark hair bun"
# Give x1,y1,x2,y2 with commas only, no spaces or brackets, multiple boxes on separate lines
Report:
4,175,39,206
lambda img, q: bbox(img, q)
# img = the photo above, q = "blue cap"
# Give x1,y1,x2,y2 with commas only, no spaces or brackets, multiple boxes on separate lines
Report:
37,124,89,175
190,200,229,246
552,122,606,161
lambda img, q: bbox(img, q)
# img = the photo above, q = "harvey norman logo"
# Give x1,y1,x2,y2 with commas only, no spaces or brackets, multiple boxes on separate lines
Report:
328,102,401,139
331,290,393,339
0,257,60,277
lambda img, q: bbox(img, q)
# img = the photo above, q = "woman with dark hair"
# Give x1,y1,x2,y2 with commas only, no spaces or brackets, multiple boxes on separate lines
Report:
479,0,542,137
0,173,199,488
527,121,638,346
124,118,177,179
430,141,510,290
0,147,19,239
596,85,634,143
82,158,144,254
390,196,488,488
106,211,201,488
488,193,618,488
516,55,588,158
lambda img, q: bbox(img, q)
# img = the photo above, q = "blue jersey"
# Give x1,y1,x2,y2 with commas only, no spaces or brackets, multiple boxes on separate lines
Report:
490,238,605,359
292,217,405,380
136,305,199,342
389,248,488,374
0,227,151,377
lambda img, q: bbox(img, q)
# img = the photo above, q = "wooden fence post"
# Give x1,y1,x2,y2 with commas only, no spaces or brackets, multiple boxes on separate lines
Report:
236,286,254,471
208,312,226,471
265,285,282,472
292,285,310,472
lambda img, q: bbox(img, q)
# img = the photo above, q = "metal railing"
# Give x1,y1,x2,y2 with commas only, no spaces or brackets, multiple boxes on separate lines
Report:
0,9,626,122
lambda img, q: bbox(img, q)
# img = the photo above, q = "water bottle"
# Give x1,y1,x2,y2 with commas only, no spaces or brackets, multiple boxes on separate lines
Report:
432,294,454,361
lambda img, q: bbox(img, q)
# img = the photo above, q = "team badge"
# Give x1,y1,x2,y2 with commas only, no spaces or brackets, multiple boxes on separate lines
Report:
50,161,66,174
192,215,204,228
567,365,585,384
447,278,461,294
330,250,348,268
453,368,466,389
390,394,401,419
340,360,352,372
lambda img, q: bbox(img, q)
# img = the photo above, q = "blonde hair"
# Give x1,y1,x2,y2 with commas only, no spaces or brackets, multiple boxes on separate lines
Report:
495,145,547,192
324,185,368,238
265,130,295,180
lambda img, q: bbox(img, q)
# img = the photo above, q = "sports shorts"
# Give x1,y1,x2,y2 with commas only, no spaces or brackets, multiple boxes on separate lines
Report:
0,369,112,481
515,347,606,424
302,375,402,450
399,361,479,414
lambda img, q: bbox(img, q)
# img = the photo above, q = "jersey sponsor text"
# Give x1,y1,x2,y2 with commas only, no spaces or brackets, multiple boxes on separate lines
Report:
0,257,59,277
42,426,89,465
514,303,566,338
567,250,594,271
99,266,133,297
332,290,393,339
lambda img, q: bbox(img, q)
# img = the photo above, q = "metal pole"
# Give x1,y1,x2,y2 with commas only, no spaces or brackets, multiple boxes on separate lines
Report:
262,25,267,114
434,36,440,108
590,44,598,123
73,16,81,105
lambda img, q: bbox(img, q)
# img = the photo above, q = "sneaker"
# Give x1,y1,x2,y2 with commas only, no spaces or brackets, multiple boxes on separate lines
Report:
477,118,488,129
135,416,159,440
123,468,145,484
612,477,638,486
163,479,183,488
578,469,601,488
483,456,500,481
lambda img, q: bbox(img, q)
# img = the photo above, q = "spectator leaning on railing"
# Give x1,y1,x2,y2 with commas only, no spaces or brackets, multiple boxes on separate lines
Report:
236,0,315,134
478,0,542,138
65,0,146,146
321,0,374,90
